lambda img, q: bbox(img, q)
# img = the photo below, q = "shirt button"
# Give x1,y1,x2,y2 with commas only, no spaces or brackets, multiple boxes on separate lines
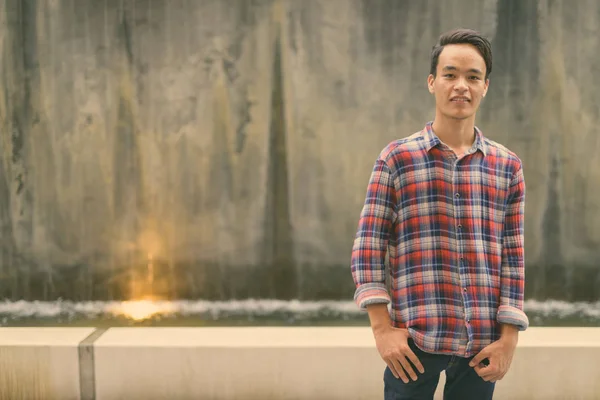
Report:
455,193,460,198
457,224,462,230
463,287,467,292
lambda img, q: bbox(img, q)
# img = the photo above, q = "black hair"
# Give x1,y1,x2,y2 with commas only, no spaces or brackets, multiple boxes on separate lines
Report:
430,28,492,79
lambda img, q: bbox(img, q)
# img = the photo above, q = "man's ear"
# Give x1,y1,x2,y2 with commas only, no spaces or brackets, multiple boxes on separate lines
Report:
427,74,435,94
483,78,490,97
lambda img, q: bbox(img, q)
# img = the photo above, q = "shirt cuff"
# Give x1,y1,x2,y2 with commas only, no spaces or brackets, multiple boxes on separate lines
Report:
497,305,529,331
354,283,391,310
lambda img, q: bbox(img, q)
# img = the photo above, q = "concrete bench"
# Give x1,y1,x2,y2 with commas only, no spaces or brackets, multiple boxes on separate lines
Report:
1,327,599,399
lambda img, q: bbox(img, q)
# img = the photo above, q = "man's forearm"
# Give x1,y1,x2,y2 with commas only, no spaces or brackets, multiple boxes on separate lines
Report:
497,165,529,331
351,158,397,310
366,303,392,334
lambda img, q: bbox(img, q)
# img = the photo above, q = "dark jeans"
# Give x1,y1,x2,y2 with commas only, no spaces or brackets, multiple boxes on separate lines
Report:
383,339,495,400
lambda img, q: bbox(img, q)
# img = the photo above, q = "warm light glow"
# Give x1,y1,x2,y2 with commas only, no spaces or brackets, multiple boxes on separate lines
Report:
113,300,176,321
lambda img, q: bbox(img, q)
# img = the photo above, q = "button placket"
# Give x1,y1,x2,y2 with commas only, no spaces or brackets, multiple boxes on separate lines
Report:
453,163,470,332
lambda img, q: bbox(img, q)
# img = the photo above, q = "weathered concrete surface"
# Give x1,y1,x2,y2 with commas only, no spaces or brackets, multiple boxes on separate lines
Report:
0,0,599,301
90,327,600,400
1,327,599,399
0,327,95,400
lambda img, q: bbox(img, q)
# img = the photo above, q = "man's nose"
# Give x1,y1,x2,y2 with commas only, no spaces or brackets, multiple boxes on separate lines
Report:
454,77,468,91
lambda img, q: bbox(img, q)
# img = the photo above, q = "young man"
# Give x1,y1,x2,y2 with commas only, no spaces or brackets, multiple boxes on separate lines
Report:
351,29,528,400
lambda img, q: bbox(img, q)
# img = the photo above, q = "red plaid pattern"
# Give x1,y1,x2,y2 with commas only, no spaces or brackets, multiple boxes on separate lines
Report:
351,122,528,357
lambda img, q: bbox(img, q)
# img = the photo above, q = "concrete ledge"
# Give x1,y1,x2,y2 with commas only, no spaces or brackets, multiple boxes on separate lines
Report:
1,327,600,399
0,328,96,400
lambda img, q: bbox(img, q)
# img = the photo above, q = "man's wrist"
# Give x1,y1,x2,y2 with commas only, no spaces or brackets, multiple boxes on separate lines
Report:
366,303,393,335
499,323,519,345
371,321,392,335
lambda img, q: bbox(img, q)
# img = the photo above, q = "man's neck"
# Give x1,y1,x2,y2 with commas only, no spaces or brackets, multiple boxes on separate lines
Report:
431,114,476,154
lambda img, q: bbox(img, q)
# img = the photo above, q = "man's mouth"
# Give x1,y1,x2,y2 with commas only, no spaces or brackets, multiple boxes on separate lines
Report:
451,97,470,103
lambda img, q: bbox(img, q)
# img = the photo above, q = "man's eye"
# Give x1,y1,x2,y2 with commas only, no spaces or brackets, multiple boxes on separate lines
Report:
444,74,454,78
470,76,480,80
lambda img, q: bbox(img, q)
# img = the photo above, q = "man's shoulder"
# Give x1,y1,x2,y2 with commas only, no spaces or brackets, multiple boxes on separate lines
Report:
378,130,425,162
482,137,522,167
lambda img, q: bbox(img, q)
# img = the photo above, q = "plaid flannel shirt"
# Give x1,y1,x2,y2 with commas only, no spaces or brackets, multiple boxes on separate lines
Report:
351,122,528,357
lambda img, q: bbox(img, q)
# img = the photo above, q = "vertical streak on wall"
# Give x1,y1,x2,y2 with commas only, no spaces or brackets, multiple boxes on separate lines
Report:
263,0,295,299
535,0,566,299
0,0,11,298
5,0,36,299
113,5,145,299
28,0,58,300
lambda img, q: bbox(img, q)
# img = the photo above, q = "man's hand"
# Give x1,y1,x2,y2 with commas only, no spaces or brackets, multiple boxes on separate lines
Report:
469,335,518,383
374,326,425,384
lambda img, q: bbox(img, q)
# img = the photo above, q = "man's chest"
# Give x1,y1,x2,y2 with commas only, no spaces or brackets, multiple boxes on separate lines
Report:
394,158,513,221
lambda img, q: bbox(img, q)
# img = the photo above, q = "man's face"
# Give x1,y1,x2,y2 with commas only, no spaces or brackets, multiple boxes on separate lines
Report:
427,44,489,121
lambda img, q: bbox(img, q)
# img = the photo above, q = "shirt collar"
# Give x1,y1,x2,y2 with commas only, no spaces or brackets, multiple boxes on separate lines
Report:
422,121,488,156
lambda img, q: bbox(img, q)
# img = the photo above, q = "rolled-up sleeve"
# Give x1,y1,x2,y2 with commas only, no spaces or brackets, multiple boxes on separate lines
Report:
497,165,529,330
351,158,396,310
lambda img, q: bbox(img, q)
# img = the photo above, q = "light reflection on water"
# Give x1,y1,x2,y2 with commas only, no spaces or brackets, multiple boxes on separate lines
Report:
111,299,178,321
0,299,599,326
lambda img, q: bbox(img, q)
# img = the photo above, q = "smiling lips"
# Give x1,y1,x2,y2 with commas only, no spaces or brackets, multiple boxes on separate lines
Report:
451,96,470,103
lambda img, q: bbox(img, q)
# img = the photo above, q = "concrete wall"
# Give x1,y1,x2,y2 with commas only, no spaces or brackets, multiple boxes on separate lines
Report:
1,0,600,301
1,327,599,399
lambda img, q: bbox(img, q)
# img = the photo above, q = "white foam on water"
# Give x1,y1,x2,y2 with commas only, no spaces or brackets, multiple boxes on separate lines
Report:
0,299,363,320
524,299,600,318
0,299,599,320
